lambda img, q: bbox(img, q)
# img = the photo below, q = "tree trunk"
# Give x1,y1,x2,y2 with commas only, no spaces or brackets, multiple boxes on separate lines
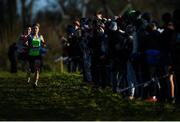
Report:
0,0,6,41
21,0,26,28
27,0,35,23
7,0,17,32
82,0,89,17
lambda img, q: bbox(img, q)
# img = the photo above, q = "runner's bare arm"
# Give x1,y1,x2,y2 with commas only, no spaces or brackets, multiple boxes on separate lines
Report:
40,35,46,47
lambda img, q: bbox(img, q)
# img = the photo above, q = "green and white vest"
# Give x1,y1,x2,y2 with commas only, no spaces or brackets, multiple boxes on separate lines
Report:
29,36,41,56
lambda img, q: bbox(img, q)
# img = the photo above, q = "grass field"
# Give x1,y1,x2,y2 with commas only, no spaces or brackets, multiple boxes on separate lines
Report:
0,71,180,121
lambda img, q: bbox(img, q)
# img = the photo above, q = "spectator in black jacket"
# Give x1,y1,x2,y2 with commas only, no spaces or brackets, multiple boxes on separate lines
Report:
8,42,17,73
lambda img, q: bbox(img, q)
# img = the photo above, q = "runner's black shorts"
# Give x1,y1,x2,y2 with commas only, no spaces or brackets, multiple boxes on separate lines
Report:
28,55,42,73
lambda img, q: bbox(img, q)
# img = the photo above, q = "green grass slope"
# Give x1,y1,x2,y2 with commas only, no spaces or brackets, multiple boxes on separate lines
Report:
0,72,180,121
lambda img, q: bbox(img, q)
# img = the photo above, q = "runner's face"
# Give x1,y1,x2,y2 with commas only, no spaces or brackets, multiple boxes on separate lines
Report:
96,14,102,19
27,27,31,35
33,26,39,34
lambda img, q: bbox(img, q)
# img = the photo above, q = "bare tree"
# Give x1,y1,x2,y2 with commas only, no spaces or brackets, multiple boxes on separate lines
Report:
98,0,114,17
27,0,35,23
58,0,70,19
21,0,35,28
7,0,17,31
0,0,6,41
21,0,26,28
82,0,90,17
